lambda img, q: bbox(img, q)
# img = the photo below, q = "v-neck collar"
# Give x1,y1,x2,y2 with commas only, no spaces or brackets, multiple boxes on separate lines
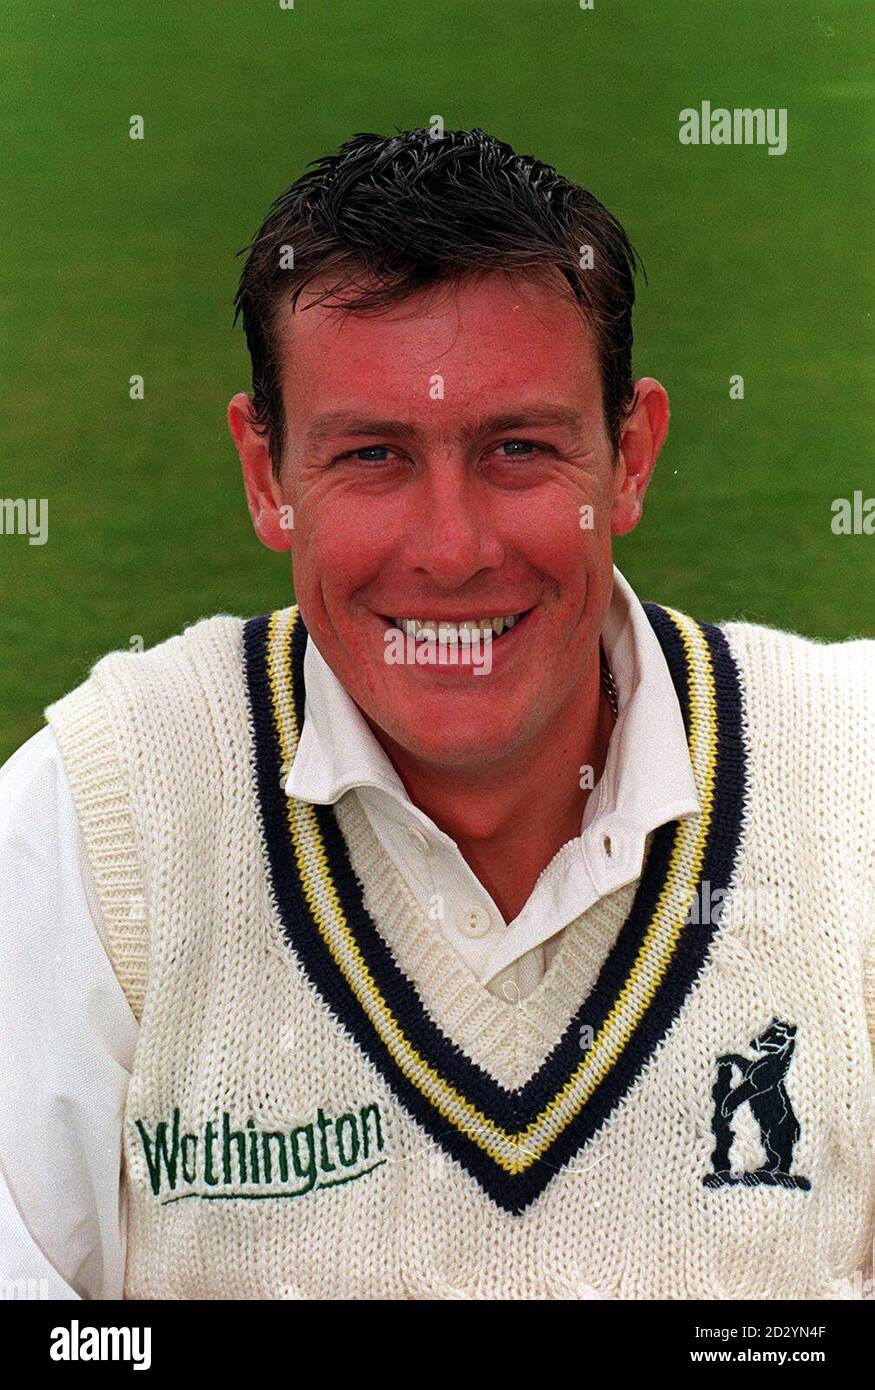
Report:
331,786,652,1090
243,602,747,1214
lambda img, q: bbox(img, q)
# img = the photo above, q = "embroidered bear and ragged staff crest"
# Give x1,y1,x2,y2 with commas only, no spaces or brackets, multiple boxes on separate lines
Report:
703,1018,811,1190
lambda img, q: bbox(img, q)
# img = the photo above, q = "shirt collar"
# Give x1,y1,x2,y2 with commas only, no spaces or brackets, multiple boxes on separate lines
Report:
589,565,700,836
285,565,700,832
284,637,407,805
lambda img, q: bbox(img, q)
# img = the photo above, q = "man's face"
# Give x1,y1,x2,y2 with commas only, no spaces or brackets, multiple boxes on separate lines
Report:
244,272,652,772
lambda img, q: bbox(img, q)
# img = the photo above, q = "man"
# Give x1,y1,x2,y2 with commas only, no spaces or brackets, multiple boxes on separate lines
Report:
1,128,872,1300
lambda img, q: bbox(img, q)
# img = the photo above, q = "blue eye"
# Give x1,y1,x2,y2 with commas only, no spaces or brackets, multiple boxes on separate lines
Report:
353,446,392,462
500,440,536,457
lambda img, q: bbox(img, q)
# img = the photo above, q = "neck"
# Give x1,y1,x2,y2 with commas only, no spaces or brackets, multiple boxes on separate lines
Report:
372,653,615,922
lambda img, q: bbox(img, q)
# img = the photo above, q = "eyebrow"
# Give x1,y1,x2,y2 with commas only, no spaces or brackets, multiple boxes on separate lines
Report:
305,405,586,448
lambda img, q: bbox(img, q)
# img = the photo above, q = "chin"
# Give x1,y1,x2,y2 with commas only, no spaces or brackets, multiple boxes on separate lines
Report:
398,732,513,769
384,697,531,768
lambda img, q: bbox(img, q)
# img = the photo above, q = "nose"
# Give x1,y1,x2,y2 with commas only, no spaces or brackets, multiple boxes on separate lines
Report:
404,460,505,588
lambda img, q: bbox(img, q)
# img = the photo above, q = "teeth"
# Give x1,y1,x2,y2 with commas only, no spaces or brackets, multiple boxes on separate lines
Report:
391,612,524,640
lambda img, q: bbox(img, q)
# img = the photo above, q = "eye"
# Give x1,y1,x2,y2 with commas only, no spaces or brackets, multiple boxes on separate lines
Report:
350,445,394,463
498,439,537,457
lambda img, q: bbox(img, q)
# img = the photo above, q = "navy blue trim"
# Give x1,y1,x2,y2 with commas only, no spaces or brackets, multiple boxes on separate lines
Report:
244,606,747,1214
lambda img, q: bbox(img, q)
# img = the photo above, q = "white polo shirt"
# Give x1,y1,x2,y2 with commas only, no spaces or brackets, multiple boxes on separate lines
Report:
0,564,697,1297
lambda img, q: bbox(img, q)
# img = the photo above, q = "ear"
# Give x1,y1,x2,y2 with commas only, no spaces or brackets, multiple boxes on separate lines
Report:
610,378,670,537
227,392,292,553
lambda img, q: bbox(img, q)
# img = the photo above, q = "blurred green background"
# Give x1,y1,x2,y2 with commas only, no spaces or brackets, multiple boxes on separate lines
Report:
1,0,872,763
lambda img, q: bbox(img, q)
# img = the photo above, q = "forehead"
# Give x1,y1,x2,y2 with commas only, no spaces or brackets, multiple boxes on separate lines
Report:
273,272,601,423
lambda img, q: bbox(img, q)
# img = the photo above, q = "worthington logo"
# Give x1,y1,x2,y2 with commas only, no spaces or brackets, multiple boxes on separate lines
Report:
134,1104,387,1203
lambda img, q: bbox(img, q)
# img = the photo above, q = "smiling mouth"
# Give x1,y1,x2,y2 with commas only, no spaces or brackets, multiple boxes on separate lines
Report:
384,608,534,643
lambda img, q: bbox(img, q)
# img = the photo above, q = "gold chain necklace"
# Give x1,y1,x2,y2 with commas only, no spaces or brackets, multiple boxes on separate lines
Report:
600,644,619,722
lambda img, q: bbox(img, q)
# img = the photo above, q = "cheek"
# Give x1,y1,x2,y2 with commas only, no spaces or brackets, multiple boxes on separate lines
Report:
503,488,609,586
291,491,399,612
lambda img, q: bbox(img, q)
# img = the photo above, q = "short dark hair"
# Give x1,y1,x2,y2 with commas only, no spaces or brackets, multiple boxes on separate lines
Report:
233,128,641,475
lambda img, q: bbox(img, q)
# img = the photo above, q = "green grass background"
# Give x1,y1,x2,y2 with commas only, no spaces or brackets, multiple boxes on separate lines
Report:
1,0,872,763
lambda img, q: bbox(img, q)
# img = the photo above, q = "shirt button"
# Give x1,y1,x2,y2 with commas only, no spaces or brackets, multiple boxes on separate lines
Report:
407,826,430,854
456,905,492,938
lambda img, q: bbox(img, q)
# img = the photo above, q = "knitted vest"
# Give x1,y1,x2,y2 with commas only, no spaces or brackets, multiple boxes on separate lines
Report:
45,604,875,1300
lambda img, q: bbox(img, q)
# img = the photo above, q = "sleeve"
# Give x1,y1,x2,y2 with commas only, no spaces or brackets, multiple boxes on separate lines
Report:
0,727,139,1300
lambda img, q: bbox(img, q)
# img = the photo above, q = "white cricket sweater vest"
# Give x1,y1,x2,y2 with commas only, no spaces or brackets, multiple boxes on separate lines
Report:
45,603,875,1300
